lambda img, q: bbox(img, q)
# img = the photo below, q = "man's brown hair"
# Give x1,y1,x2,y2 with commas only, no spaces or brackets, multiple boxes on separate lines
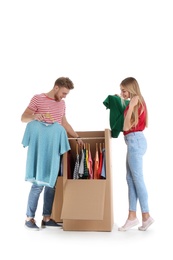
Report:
54,77,74,90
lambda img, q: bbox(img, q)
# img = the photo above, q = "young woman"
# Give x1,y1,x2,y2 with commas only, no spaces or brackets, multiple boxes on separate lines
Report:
118,77,154,231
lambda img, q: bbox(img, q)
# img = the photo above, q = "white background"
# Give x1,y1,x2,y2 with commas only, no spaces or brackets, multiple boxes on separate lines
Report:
0,0,172,259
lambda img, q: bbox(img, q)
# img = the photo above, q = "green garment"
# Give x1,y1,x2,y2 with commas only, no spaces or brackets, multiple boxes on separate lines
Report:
103,95,129,138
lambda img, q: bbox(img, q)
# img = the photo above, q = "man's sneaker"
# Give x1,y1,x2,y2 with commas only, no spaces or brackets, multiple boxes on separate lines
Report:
25,218,39,231
41,218,62,228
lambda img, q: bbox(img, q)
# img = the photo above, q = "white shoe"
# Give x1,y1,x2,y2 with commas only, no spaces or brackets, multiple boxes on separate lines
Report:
138,217,154,231
118,218,139,231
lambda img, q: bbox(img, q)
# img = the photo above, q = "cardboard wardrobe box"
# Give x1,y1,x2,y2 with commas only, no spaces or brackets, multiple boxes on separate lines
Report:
60,129,114,231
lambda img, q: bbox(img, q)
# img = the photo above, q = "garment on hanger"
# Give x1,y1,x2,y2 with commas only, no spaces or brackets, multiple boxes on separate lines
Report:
97,143,103,179
87,144,93,179
22,120,70,187
78,148,85,178
103,95,129,137
100,148,106,179
93,143,99,179
73,144,80,179
83,146,89,179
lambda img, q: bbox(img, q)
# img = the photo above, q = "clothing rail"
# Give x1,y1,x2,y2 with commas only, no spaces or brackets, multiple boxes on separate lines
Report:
68,137,105,140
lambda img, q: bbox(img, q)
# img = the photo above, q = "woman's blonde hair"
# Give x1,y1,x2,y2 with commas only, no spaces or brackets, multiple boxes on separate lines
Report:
120,77,148,128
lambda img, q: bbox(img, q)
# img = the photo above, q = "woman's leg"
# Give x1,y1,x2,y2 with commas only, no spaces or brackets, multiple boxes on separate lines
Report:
127,132,149,213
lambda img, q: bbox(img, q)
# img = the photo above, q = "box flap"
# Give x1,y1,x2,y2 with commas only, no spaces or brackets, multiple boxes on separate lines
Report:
61,180,106,220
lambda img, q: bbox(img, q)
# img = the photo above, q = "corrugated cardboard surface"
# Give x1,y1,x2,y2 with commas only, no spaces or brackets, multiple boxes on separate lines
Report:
62,178,113,231
61,180,106,220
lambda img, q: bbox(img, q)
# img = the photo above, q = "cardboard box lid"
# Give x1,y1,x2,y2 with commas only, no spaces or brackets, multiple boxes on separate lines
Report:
61,180,106,220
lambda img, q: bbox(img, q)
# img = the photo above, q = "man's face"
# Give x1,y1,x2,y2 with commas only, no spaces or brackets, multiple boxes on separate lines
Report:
54,86,70,101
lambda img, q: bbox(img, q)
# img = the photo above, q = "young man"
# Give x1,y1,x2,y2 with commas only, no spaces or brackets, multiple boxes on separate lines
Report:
21,77,83,230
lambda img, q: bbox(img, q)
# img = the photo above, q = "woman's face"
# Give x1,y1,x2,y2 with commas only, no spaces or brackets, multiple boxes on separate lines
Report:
120,86,130,100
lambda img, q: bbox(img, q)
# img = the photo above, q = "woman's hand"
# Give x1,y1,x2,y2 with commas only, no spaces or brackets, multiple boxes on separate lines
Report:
129,95,139,108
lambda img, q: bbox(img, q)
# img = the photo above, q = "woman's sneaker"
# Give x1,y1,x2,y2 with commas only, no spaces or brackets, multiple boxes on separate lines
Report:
118,218,139,231
138,217,154,231
25,218,39,231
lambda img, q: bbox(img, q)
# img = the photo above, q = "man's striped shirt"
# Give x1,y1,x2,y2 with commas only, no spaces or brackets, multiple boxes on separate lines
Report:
28,93,66,124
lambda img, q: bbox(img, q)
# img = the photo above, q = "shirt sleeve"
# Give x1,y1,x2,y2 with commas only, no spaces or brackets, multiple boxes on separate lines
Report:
59,129,71,155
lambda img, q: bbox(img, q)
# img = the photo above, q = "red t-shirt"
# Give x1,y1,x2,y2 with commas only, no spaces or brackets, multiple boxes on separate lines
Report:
123,103,147,136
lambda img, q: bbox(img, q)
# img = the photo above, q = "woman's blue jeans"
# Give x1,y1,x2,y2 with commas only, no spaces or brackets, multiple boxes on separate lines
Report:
26,184,55,218
124,131,149,213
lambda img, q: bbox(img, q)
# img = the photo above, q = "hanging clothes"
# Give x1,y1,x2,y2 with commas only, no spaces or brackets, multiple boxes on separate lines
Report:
78,148,85,178
22,120,70,188
73,154,80,179
93,143,99,179
87,144,93,179
73,144,80,179
100,148,106,179
83,146,89,179
69,141,106,180
97,144,103,179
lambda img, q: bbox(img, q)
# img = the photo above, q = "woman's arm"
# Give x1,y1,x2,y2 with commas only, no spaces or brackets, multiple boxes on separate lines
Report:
123,96,139,131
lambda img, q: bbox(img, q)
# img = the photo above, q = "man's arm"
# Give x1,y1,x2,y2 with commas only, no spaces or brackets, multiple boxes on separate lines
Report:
62,115,83,145
21,108,45,123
